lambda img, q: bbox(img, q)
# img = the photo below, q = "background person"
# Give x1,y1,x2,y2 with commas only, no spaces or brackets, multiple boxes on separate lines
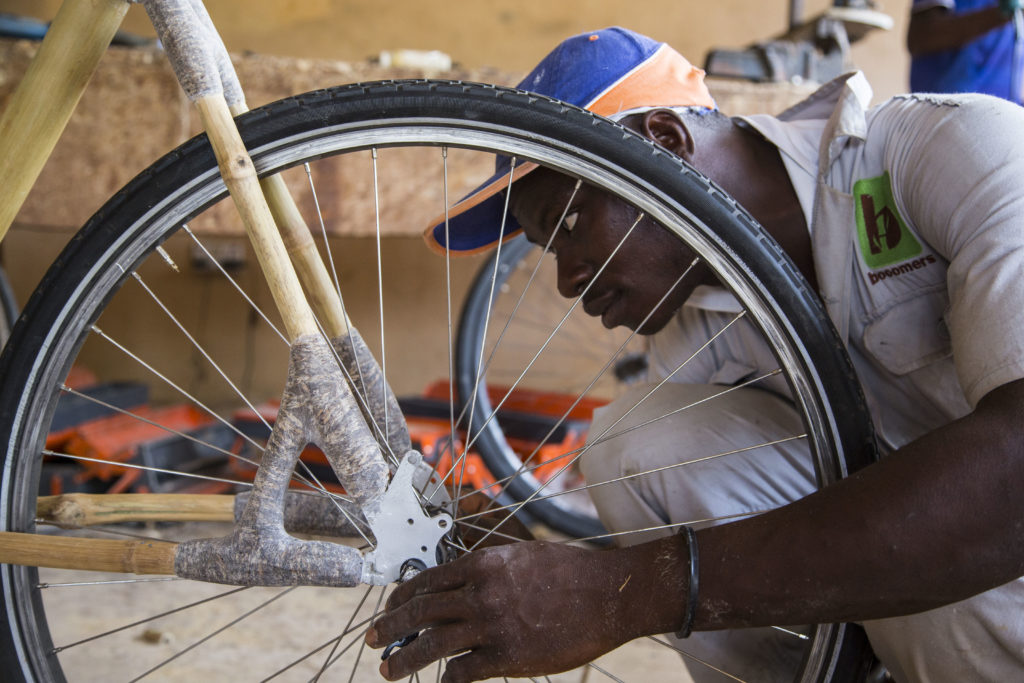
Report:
908,0,1024,102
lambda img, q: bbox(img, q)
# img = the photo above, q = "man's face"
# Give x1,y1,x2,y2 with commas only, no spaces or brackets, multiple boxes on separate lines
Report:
509,167,712,335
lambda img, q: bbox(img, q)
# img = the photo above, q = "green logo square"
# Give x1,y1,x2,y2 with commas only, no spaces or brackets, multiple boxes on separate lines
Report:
854,171,921,269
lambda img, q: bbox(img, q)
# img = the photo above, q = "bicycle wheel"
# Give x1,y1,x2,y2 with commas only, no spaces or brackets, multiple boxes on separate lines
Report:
0,81,876,682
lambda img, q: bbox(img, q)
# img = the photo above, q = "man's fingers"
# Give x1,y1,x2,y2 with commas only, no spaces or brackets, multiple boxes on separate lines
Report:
378,624,478,681
368,583,473,647
440,649,503,683
384,560,468,611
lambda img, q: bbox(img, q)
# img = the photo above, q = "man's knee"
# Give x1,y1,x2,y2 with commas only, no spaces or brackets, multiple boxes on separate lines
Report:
580,382,816,531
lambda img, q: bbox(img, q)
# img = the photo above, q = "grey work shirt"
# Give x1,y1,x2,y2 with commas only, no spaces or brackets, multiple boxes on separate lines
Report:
649,72,1024,452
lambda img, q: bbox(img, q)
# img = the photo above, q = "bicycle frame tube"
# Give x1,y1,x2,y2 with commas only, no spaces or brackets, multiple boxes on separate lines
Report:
0,0,129,243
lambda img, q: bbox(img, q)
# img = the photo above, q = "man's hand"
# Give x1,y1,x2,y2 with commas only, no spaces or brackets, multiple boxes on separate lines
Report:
365,538,689,682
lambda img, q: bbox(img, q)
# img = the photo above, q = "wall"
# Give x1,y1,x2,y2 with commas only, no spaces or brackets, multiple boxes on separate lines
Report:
2,0,913,101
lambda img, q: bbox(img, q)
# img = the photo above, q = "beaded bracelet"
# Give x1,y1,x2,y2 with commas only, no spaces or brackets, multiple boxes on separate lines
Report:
677,525,699,638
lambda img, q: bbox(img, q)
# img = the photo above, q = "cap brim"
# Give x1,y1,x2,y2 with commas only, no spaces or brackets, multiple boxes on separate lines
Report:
423,161,539,255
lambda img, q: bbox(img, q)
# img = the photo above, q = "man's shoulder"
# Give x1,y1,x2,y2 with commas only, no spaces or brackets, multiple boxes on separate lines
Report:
867,91,1024,132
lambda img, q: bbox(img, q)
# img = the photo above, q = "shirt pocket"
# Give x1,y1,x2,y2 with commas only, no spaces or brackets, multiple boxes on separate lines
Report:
862,289,951,376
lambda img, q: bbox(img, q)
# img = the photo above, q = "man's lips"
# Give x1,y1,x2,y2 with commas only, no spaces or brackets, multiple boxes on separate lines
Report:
583,289,618,321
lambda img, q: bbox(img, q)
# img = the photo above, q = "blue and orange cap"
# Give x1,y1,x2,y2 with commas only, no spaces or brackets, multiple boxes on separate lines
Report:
423,27,716,254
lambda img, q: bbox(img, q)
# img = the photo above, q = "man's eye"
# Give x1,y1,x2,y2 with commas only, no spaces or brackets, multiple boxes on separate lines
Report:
560,212,579,234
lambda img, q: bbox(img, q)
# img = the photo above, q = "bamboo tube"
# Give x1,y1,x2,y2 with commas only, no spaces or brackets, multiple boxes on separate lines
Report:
0,0,129,241
37,493,235,527
260,173,351,338
0,531,176,575
223,102,351,339
195,94,318,341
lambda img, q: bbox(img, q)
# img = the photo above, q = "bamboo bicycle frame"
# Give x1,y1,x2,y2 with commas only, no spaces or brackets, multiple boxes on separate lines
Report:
0,0,380,576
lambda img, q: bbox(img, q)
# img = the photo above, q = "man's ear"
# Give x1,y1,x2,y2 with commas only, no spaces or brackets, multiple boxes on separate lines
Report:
640,109,695,160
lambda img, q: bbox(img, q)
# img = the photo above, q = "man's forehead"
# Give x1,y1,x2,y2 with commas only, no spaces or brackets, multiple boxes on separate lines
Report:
512,168,575,208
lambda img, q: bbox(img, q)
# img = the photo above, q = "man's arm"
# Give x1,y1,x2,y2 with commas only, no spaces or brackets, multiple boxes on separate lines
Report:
907,5,1010,56
367,377,1024,681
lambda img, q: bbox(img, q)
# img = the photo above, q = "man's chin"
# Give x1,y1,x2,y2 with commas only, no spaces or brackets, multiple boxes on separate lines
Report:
622,312,673,336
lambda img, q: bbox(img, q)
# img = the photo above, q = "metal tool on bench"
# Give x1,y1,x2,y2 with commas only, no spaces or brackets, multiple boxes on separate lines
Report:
704,0,893,84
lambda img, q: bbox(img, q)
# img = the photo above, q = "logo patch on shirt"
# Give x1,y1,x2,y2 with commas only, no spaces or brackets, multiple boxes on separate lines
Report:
854,171,922,269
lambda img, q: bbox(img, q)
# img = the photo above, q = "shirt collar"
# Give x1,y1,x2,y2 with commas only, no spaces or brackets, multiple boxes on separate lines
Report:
734,71,874,176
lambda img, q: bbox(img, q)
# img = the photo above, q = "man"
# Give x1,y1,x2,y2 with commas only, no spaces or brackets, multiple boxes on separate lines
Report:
366,27,1024,682
908,0,1024,102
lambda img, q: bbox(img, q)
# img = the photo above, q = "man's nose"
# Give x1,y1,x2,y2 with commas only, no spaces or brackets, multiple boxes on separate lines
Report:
556,256,591,299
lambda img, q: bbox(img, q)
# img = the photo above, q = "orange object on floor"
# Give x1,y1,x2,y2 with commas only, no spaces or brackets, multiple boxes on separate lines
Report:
52,405,215,489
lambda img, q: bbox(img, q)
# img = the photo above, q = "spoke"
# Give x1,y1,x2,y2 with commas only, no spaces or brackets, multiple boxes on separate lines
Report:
90,326,266,453
646,636,747,682
566,511,764,545
442,148,459,512
125,269,273,434
447,177,573,456
303,162,380,461
456,434,807,527
262,631,364,683
39,577,182,588
456,157,522,506
43,449,254,490
129,587,296,682
454,519,531,545
35,519,185,543
258,585,374,682
303,163,346,312
312,314,399,470
447,371,783,520
183,225,288,345
313,585,375,681
52,585,251,653
59,385,264,472
584,662,625,683
291,615,377,683
442,527,471,554
771,625,812,640
370,148,390,447
57,384,361,508
340,587,387,683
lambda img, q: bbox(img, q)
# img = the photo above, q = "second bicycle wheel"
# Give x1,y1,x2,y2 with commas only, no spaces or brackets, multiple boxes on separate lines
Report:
0,81,875,682
457,233,651,540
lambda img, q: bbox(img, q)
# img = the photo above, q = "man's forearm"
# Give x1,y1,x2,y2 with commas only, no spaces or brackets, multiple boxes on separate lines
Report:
907,6,1009,56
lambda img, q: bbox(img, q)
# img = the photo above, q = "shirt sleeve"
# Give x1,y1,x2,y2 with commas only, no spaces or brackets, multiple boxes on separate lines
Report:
879,94,1024,407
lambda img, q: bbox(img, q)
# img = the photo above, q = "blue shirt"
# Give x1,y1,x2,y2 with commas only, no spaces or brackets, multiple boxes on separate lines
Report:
910,0,1021,102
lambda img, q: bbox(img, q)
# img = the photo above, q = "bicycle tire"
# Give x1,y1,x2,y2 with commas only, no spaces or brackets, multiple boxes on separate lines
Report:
0,80,876,682
0,264,19,348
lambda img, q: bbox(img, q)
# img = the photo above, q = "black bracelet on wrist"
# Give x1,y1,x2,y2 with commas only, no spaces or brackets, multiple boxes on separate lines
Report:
677,525,699,639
